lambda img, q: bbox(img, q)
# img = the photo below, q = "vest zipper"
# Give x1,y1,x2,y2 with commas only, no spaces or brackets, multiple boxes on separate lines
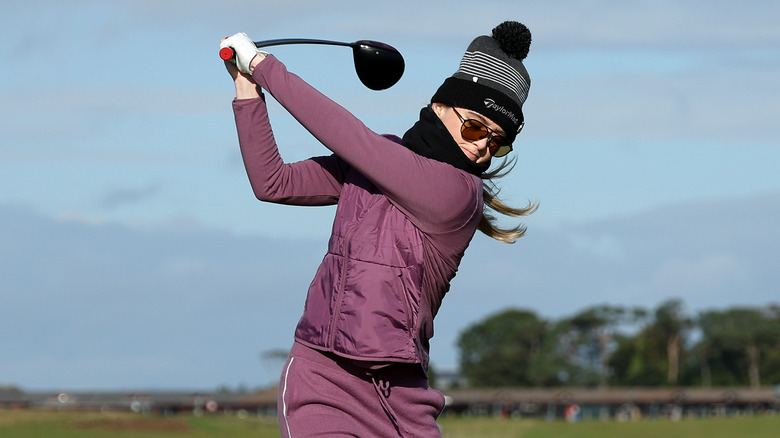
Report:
328,226,356,349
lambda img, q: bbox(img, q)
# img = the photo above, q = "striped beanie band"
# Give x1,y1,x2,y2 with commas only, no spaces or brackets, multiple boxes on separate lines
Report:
431,21,532,144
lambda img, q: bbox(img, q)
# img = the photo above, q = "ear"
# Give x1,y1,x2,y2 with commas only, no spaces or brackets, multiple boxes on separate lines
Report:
431,103,446,118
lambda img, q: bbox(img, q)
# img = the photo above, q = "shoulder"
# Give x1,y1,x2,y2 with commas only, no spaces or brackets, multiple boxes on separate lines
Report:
381,134,403,144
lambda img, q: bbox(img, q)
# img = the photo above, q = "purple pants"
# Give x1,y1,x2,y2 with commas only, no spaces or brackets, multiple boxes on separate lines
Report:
278,342,445,437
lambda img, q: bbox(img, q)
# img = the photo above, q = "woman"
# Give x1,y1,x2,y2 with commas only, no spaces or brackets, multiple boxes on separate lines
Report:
221,21,535,437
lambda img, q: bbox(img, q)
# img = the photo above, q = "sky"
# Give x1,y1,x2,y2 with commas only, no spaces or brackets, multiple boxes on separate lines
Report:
1,0,779,391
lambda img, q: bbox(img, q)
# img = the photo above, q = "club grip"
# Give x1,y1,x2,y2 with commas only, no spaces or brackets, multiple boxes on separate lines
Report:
219,47,235,60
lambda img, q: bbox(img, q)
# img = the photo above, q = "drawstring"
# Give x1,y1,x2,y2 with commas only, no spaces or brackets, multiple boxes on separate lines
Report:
371,375,408,437
375,376,391,398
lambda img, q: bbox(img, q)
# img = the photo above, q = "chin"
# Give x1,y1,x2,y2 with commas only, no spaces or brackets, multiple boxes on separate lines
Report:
459,149,478,162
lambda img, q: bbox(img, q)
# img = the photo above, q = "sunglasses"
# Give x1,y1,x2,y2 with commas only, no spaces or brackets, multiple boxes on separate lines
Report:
451,107,516,157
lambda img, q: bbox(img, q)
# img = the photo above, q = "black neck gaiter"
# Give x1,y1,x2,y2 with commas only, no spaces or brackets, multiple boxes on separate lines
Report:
401,106,490,177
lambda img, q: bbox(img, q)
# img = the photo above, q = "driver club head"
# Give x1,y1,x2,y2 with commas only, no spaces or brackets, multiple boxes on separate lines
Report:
351,40,405,91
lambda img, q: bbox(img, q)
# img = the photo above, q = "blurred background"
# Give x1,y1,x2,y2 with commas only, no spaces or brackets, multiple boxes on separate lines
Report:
1,0,778,392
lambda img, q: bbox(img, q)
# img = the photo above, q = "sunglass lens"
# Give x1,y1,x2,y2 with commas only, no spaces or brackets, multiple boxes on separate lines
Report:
492,145,512,157
461,120,489,141
490,135,509,147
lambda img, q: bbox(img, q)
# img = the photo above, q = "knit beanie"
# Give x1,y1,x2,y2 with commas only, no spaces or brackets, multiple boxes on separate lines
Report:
431,21,532,144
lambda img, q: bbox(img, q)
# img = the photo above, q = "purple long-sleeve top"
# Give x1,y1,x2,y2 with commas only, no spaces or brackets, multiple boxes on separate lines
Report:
232,55,483,370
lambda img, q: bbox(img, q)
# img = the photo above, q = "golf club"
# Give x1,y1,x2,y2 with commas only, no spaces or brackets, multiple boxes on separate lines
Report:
220,38,405,91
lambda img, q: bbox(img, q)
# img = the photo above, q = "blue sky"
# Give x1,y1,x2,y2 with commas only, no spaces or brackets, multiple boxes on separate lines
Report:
1,1,779,390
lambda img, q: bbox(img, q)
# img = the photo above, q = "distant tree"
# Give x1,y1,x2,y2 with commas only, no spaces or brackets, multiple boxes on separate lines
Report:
563,305,644,387
525,319,587,387
455,301,780,389
689,331,715,387
697,307,780,388
653,299,693,385
457,308,547,387
761,305,780,384
608,300,699,387
609,326,666,386
426,363,438,388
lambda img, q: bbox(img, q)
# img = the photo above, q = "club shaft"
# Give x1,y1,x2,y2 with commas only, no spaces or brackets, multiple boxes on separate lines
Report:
253,38,354,49
220,38,356,61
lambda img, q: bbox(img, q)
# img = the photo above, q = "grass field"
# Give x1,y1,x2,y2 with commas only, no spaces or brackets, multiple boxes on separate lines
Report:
1,409,778,437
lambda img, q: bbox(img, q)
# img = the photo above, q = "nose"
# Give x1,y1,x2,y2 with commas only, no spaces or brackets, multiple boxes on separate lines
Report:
473,137,491,154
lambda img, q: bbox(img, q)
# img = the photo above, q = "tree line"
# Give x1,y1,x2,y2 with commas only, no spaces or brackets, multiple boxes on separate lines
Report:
454,299,780,389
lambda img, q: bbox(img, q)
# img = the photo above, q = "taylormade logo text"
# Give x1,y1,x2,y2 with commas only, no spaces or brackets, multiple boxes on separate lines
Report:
483,99,519,125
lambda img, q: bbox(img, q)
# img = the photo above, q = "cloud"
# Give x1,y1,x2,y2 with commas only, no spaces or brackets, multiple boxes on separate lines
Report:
99,183,162,210
569,233,626,260
0,203,325,389
652,253,751,297
7,1,779,57
2,190,779,386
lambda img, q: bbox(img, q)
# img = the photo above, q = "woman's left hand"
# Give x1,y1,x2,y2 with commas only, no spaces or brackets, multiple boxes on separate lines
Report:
221,36,262,99
220,32,262,74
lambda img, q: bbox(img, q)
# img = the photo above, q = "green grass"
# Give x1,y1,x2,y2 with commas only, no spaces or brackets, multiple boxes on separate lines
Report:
0,410,279,438
439,415,780,438
1,409,778,438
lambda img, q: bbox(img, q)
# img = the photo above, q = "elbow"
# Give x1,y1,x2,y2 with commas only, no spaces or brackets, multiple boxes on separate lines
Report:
246,168,286,203
250,176,295,204
254,193,278,203
252,185,280,203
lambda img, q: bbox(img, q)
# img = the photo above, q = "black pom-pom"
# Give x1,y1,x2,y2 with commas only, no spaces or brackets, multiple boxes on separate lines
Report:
492,21,532,61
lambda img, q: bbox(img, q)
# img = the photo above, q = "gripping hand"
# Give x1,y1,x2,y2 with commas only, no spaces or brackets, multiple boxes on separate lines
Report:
220,32,260,74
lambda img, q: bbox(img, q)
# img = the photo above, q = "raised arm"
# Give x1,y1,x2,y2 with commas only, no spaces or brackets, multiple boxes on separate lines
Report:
225,48,347,206
233,98,348,206
250,55,482,233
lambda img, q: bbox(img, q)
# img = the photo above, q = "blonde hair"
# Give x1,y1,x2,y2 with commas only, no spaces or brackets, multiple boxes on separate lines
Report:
478,158,538,244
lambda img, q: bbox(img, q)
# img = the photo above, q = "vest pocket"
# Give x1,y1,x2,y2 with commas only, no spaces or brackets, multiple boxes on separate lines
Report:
331,261,418,359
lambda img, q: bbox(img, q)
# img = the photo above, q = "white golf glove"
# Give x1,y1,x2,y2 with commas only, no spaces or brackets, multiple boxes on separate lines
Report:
220,32,261,74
